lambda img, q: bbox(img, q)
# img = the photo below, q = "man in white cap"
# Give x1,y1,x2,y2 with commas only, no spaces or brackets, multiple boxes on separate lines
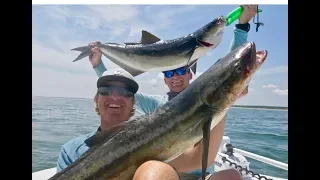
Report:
56,68,139,172
55,67,241,180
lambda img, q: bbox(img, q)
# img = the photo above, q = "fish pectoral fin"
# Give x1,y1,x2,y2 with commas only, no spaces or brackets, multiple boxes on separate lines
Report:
188,61,198,75
140,30,161,44
84,121,129,148
201,116,213,180
185,48,199,74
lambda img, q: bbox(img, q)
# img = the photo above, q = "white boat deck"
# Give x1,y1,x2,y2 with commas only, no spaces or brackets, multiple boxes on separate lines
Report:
33,168,56,180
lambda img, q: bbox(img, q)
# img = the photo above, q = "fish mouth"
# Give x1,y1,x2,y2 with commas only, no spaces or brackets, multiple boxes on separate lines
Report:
215,16,227,26
245,50,268,77
241,42,268,76
256,50,268,66
244,41,268,66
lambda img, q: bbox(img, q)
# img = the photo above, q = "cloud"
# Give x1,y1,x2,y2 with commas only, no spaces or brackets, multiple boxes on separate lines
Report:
40,6,70,22
32,67,97,98
262,84,278,89
273,89,288,96
157,72,164,79
88,5,140,24
35,5,140,31
33,5,195,41
261,84,288,96
206,52,213,56
256,66,288,76
149,78,158,85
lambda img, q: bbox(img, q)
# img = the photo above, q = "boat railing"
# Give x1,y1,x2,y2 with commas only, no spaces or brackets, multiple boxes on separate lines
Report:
233,148,288,171
32,136,288,180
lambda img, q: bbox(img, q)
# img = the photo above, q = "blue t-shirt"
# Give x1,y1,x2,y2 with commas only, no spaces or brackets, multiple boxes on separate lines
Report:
56,27,248,175
56,131,97,172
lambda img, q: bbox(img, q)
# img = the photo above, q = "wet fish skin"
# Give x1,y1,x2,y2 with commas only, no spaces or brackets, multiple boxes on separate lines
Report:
50,41,267,180
70,16,227,76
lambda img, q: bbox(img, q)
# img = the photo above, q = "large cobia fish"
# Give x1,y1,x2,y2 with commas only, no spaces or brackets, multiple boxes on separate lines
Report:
50,41,268,180
70,16,227,76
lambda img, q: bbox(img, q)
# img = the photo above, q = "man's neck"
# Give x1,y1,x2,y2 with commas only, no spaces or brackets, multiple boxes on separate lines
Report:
98,118,129,132
98,120,114,132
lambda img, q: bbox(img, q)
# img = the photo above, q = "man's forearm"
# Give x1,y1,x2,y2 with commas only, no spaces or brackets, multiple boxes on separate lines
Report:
229,27,248,53
93,61,107,77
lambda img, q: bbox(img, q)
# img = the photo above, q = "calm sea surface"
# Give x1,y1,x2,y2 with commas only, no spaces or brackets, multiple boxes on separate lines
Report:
32,96,288,178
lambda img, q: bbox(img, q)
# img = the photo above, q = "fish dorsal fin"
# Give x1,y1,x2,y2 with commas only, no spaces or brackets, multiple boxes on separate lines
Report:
84,121,128,148
140,30,161,44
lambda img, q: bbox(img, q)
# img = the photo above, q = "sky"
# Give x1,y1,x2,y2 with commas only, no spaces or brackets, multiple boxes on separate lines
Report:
32,4,288,106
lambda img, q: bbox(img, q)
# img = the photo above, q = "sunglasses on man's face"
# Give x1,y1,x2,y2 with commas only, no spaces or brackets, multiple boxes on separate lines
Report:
163,67,189,78
98,86,133,98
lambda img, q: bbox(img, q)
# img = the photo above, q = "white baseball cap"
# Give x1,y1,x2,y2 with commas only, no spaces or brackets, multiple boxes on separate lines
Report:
97,68,139,94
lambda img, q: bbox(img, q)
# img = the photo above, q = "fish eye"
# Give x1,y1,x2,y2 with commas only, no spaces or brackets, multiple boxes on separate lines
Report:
236,65,243,73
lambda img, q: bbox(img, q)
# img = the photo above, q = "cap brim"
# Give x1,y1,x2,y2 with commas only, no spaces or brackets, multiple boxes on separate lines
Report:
97,75,139,94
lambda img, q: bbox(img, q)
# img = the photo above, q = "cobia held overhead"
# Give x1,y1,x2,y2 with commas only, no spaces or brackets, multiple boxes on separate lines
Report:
50,41,268,180
71,16,227,76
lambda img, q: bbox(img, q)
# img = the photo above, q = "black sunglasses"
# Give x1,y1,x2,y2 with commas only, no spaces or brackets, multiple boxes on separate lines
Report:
98,86,134,98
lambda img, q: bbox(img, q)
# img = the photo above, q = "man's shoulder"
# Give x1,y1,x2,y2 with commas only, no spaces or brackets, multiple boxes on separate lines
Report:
62,131,96,153
135,92,168,103
133,92,168,116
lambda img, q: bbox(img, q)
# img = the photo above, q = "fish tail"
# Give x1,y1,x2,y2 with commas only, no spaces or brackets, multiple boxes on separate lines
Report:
70,45,92,62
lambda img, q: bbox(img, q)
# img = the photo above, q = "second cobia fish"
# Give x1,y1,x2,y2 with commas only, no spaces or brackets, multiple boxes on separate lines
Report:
71,16,227,76
49,41,268,180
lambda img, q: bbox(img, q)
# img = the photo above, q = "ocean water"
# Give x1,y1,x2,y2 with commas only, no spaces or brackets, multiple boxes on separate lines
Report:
32,96,288,179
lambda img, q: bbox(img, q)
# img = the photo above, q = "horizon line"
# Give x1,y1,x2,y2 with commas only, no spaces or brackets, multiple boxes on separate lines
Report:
32,95,288,108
